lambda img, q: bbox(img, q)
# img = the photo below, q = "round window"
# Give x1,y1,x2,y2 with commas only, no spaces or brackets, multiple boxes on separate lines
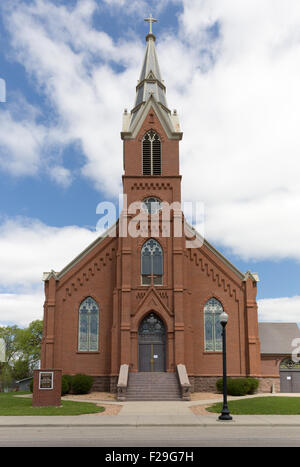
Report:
142,197,162,214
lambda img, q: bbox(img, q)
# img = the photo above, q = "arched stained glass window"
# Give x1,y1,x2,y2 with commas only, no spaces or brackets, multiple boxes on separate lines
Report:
142,130,161,175
204,298,223,352
141,239,163,285
78,297,99,352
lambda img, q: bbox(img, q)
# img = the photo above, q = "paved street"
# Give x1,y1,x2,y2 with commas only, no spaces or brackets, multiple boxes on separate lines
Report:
1,425,300,447
2,395,300,447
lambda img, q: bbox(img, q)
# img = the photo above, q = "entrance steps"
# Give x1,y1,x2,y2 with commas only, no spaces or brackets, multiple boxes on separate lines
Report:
125,372,182,401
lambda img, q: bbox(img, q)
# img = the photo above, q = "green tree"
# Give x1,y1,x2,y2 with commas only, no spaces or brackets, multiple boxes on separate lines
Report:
0,364,13,391
0,320,43,383
12,359,30,381
16,320,43,370
0,325,21,364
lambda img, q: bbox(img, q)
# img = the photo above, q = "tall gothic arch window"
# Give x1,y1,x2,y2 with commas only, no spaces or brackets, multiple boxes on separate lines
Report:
204,298,223,352
141,239,163,285
78,297,99,351
142,130,161,175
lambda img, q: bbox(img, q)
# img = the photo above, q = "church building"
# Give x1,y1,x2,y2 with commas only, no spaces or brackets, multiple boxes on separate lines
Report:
41,18,266,398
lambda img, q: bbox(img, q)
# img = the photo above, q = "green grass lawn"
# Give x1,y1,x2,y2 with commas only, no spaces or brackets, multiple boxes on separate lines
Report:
0,392,105,416
207,397,300,415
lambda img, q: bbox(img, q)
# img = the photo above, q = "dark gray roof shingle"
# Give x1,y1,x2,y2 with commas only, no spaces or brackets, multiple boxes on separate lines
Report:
259,322,300,354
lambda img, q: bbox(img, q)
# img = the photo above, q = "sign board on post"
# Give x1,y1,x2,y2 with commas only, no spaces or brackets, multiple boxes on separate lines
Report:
39,372,54,390
32,369,62,407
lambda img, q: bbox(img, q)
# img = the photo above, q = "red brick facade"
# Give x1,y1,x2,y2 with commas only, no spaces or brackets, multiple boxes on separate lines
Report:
32,369,62,407
41,104,263,391
41,33,263,392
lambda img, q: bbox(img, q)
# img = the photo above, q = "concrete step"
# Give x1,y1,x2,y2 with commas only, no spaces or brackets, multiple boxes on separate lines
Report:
126,371,182,401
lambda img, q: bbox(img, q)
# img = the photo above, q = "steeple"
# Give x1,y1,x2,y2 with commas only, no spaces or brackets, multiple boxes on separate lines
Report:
135,33,167,108
122,15,182,140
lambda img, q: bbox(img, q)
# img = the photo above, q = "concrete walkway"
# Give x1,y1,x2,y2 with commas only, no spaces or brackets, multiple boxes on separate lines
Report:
1,393,300,427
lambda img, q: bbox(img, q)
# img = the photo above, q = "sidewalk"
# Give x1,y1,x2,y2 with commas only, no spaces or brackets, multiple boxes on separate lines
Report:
1,393,300,427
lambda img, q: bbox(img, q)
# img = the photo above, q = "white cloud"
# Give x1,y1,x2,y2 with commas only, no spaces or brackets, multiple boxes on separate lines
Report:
203,192,300,261
102,0,177,16
49,165,72,188
3,0,143,195
0,217,99,288
0,292,44,327
0,106,45,176
0,216,101,326
168,0,300,261
258,296,300,323
1,0,300,262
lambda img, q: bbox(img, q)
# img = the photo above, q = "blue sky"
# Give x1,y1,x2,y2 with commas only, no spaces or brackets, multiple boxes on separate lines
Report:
0,0,300,326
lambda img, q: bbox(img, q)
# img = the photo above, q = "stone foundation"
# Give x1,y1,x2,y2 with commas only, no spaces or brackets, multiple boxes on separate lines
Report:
189,376,281,393
91,376,118,393
189,376,220,393
258,377,280,393
90,374,281,395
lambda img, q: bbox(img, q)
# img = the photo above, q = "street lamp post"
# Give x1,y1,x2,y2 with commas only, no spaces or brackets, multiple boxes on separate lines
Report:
218,311,232,421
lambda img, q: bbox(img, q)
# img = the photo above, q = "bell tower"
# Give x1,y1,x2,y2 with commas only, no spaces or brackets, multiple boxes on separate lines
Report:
121,15,183,208
111,15,186,375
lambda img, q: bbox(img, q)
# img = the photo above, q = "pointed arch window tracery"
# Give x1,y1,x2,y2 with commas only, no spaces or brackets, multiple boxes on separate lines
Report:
204,298,223,352
78,297,99,352
141,238,163,285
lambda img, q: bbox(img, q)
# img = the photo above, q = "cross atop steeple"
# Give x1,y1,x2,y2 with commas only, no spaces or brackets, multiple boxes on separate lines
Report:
121,14,182,139
144,14,157,35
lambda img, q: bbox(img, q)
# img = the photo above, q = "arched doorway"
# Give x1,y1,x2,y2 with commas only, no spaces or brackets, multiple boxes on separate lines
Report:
138,313,166,372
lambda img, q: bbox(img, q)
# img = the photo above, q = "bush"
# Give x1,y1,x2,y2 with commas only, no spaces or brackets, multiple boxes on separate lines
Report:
61,376,70,396
227,378,250,396
71,373,93,395
216,377,259,396
246,377,259,395
28,373,94,396
216,378,223,393
62,374,73,395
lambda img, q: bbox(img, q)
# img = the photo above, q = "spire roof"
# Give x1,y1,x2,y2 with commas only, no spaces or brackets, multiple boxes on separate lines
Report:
134,32,168,111
121,16,182,140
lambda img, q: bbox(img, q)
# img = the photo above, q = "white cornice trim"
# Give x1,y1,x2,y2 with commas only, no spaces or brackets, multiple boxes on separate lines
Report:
122,96,182,140
243,270,260,282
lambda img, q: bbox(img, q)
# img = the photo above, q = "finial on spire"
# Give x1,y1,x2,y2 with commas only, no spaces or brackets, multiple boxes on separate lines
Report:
144,13,157,35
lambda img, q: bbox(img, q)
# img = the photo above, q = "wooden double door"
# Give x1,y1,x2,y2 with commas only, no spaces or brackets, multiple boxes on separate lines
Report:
138,313,166,372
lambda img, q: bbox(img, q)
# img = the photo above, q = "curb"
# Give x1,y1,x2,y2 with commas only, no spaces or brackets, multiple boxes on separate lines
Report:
2,421,300,428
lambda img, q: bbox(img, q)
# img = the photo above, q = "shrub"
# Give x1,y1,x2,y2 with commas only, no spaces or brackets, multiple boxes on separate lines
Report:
71,373,93,395
246,377,259,395
62,374,73,394
227,378,250,396
61,376,70,396
216,378,223,393
216,377,258,396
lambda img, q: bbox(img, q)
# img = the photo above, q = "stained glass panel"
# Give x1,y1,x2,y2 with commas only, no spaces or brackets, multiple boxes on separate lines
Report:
141,239,163,285
78,297,99,351
204,298,223,352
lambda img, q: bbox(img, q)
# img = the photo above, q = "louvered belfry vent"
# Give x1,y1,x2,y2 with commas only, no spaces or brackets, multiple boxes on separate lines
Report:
142,130,161,175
